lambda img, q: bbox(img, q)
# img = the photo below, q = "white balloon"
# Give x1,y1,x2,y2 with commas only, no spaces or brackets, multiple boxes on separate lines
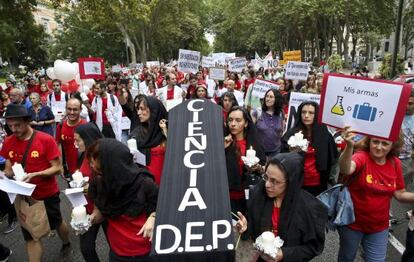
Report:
83,79,95,89
72,62,79,75
54,60,76,83
75,73,81,84
46,67,56,80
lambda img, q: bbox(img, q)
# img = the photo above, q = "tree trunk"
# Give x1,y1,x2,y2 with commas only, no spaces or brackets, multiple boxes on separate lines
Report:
343,26,351,67
351,35,358,63
117,24,137,64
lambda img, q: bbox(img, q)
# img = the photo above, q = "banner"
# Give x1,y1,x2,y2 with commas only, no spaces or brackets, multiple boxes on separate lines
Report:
251,79,280,99
285,61,310,81
202,56,215,68
78,57,105,80
282,50,301,63
152,100,234,260
228,57,246,73
147,61,161,68
178,49,201,74
209,68,226,81
319,73,411,141
286,92,320,130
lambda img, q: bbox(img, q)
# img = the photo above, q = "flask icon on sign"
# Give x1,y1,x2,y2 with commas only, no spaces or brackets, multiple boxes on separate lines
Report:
331,96,345,116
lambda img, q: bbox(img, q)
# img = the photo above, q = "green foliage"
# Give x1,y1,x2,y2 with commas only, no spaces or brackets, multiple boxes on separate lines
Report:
327,54,343,72
0,0,48,69
379,53,405,79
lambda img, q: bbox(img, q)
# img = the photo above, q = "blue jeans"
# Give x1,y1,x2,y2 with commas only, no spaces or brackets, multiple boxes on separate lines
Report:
338,226,388,262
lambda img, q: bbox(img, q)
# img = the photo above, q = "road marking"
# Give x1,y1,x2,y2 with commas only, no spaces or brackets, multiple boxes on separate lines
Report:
389,233,405,255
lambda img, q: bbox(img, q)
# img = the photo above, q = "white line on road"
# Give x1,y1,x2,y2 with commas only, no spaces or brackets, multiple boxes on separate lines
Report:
389,233,405,255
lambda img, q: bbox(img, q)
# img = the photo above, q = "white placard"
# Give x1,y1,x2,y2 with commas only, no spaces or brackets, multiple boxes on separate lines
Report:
212,52,236,65
177,49,200,74
65,188,88,208
0,173,36,204
209,68,226,81
251,79,280,99
285,61,310,81
201,56,215,68
228,57,247,73
146,61,160,68
286,92,320,130
264,59,279,69
131,149,146,166
320,74,407,140
121,67,129,74
84,61,102,75
112,65,122,72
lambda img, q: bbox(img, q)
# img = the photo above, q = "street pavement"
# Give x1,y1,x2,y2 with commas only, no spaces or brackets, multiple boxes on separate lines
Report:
0,177,412,262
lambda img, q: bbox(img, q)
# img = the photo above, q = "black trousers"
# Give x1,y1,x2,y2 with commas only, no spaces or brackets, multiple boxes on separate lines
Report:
80,223,105,262
0,243,10,259
0,190,16,224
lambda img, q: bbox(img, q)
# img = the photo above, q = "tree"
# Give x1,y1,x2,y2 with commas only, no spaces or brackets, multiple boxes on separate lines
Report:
0,0,48,69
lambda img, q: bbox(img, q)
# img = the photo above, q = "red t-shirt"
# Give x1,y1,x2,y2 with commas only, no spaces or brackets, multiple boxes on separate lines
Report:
55,93,62,101
0,131,60,199
348,151,405,233
146,146,165,185
27,84,41,95
56,119,87,174
230,139,247,200
107,213,151,257
303,145,320,186
167,88,174,100
79,157,94,214
272,206,281,237
101,97,110,125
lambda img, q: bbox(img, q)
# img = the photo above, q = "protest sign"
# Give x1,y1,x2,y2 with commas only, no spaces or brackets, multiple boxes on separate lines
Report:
282,50,302,63
112,65,122,72
209,68,226,81
228,57,247,73
319,73,411,141
152,100,234,260
78,57,105,80
212,53,236,65
202,56,215,68
251,79,280,99
285,61,310,81
178,49,201,74
264,59,279,69
147,61,160,68
286,92,320,130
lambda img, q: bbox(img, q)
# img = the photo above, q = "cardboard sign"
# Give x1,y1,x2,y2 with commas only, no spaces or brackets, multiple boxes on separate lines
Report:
282,50,301,62
251,79,280,99
112,65,122,72
209,68,226,81
178,49,201,74
152,100,234,260
78,57,105,80
319,73,411,141
286,92,320,130
228,57,246,73
285,61,310,81
264,59,279,69
147,61,160,68
201,56,215,68
212,53,236,65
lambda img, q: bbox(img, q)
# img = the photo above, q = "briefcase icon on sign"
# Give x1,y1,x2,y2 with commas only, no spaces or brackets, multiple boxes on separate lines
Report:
352,103,377,122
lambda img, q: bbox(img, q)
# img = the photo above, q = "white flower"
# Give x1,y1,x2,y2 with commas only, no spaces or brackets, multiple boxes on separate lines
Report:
287,131,309,151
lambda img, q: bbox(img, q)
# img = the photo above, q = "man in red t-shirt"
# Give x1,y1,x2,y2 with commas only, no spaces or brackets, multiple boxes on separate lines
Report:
56,98,87,178
0,104,70,262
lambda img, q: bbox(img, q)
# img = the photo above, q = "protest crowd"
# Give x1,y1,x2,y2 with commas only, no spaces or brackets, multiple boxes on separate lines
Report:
0,52,414,262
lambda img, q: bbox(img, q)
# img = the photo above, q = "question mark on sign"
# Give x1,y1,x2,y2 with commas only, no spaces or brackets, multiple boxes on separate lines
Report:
378,111,383,118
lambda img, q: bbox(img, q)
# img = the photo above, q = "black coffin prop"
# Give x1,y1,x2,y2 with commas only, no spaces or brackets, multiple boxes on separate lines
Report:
151,99,235,261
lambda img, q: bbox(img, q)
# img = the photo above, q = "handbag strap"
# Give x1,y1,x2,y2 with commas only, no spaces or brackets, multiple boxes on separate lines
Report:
21,131,36,169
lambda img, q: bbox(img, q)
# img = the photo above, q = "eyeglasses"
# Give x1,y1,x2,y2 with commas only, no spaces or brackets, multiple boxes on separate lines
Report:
261,174,286,187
